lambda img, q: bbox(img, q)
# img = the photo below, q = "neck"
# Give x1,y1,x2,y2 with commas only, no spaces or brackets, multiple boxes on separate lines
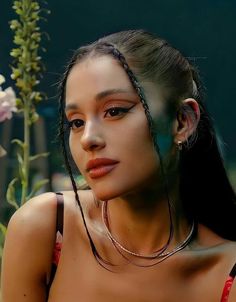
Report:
103,182,190,256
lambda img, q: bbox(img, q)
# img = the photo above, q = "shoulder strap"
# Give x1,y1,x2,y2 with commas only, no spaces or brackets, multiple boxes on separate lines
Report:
220,263,236,302
229,263,236,278
55,192,64,235
46,193,64,296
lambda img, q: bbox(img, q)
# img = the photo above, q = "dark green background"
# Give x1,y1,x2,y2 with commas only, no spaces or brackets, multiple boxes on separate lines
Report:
1,0,236,163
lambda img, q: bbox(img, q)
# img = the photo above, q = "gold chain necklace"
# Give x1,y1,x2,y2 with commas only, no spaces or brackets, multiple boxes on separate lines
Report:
102,200,195,261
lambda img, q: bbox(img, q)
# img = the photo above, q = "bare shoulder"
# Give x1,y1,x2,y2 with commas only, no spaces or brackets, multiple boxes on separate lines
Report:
1,192,58,301
177,224,236,301
222,241,236,302
195,224,236,260
5,189,95,241
222,240,236,256
2,192,58,268
195,224,236,280
5,192,57,239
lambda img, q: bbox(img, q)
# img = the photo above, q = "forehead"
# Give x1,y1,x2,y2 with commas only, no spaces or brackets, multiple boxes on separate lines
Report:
65,56,135,102
65,55,165,117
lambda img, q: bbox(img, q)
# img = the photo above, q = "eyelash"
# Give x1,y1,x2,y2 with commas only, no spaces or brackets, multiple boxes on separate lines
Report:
66,104,135,131
66,119,84,130
104,104,135,118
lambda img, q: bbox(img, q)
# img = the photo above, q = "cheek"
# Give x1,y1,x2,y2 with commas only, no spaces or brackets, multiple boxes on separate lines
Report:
115,115,158,170
129,116,155,153
132,138,159,177
69,133,84,170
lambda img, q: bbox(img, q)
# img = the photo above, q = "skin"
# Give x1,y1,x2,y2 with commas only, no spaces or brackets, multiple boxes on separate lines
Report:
1,55,236,302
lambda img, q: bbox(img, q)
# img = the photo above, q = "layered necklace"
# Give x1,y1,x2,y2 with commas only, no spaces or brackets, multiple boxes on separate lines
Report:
102,200,195,266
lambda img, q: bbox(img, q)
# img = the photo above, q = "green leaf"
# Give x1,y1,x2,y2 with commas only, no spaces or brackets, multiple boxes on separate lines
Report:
10,19,20,30
27,179,49,199
11,139,24,149
29,152,49,162
15,8,23,15
0,223,7,237
15,98,23,108
0,223,7,258
21,166,27,180
6,178,19,210
16,152,23,166
18,165,24,180
0,245,3,258
30,112,39,123
14,36,24,45
10,49,21,58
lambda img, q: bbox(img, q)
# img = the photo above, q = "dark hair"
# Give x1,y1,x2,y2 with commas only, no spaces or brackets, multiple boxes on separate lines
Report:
58,29,236,242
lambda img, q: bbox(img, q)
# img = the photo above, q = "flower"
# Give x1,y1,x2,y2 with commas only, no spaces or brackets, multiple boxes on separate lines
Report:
0,86,17,122
0,73,17,156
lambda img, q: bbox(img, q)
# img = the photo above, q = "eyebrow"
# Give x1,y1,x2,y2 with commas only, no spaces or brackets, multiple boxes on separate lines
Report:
65,88,135,111
95,88,134,101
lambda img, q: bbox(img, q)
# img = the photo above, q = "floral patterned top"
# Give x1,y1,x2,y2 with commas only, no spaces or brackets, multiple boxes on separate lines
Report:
221,263,236,302
52,231,63,266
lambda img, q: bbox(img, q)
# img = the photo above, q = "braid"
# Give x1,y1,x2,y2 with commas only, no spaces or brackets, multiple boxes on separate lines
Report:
58,77,115,269
101,43,158,148
58,29,236,255
58,38,207,267
98,42,176,245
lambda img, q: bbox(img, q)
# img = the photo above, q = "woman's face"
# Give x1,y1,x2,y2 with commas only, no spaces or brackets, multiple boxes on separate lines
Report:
65,55,173,200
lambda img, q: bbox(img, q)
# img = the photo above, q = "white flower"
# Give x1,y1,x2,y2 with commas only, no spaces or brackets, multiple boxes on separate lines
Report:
0,86,17,122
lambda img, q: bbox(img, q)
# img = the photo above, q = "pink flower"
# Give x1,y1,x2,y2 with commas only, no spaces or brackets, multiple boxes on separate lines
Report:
0,87,17,122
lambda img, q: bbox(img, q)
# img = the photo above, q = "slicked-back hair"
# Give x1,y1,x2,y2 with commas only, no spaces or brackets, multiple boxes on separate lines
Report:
58,29,236,244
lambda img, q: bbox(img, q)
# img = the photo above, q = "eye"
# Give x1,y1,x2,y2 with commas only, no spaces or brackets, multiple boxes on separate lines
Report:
104,105,135,118
67,119,84,131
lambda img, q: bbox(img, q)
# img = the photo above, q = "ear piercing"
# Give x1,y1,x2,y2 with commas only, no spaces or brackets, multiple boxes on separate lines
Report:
177,141,183,151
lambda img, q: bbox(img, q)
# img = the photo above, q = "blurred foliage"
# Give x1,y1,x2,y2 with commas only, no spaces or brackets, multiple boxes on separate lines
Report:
0,0,50,261
8,0,50,206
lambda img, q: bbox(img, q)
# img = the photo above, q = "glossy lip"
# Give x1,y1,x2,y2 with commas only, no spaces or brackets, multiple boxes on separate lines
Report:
86,158,119,179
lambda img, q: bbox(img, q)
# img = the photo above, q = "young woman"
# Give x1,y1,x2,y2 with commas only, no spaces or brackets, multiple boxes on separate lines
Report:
1,29,236,302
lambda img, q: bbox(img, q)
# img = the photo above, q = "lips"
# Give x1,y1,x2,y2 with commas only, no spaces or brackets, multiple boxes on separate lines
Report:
86,158,119,179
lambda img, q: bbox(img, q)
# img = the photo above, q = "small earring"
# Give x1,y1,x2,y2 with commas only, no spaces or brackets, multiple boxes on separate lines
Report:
177,141,183,151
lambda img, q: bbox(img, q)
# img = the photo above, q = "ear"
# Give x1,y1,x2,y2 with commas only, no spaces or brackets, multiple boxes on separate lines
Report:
173,98,200,144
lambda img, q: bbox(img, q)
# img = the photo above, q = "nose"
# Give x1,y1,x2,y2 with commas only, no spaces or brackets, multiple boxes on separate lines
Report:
80,119,106,152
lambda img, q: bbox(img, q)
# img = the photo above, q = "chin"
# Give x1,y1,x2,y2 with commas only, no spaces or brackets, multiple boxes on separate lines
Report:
86,170,159,201
90,181,143,202
87,180,123,201
93,188,121,201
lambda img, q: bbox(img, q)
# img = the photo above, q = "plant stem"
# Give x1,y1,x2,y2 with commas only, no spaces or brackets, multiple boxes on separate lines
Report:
20,0,31,205
21,99,30,206
10,0,49,206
